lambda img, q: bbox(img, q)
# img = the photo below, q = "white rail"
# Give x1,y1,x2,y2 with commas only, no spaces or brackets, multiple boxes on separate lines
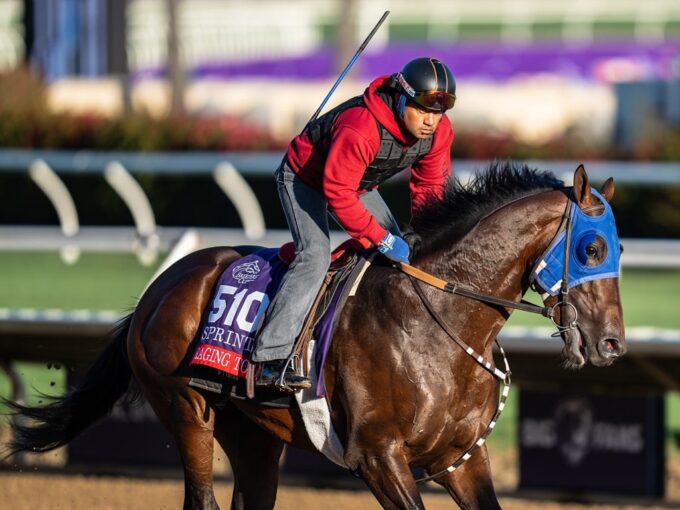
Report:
9,153,268,264
0,226,677,269
104,161,160,266
213,162,266,240
28,160,80,265
2,152,679,267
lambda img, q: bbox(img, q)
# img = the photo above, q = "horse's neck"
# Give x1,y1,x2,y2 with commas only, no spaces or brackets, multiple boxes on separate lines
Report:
419,192,565,349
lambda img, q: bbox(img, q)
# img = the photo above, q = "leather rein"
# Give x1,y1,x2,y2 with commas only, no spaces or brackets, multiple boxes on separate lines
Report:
398,191,577,483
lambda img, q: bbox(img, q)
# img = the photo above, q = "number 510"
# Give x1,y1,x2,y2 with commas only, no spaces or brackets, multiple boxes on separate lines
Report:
208,285,269,333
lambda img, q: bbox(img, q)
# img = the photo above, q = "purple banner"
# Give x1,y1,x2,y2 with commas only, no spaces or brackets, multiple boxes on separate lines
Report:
174,41,680,82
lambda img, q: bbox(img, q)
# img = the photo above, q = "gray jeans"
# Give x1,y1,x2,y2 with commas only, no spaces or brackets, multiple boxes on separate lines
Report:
251,160,401,362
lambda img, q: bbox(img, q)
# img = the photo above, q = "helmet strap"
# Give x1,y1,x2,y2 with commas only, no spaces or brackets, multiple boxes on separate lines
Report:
397,94,407,118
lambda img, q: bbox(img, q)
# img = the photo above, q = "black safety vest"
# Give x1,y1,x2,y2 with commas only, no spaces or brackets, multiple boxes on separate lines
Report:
305,95,434,191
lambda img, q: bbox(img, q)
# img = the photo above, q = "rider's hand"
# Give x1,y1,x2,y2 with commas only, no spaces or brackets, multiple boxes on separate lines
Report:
377,232,410,264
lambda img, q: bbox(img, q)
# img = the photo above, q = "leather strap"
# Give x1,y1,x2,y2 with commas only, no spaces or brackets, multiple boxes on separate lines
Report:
410,277,508,381
398,262,552,318
293,271,334,361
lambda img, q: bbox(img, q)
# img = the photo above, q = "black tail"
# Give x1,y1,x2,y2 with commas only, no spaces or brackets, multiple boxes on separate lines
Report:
3,314,136,455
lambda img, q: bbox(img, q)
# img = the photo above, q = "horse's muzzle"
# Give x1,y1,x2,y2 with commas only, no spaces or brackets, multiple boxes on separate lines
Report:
597,338,625,359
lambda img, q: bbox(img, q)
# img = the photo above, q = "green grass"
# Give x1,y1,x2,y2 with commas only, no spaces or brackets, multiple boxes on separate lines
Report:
507,269,680,329
617,269,680,329
1,252,677,329
0,251,157,417
0,251,159,311
0,362,65,407
486,388,518,450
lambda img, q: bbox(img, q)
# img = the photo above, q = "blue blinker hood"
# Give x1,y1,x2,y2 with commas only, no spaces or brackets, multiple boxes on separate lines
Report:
531,189,620,296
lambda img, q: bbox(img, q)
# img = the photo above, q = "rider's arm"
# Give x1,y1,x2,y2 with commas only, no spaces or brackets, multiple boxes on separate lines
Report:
409,116,454,216
322,109,387,247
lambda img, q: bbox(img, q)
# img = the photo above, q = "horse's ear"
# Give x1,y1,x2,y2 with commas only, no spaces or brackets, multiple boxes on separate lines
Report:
599,177,615,202
572,164,591,206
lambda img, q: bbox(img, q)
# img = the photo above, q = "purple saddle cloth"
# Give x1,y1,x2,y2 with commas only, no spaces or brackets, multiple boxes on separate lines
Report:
190,248,359,396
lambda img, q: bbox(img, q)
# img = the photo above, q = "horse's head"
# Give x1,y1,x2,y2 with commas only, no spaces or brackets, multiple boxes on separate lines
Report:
531,165,626,369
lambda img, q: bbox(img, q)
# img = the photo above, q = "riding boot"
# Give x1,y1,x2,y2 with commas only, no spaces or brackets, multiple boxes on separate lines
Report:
255,360,312,392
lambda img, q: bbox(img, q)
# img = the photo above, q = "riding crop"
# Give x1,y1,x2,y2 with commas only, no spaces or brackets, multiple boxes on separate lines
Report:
303,10,390,131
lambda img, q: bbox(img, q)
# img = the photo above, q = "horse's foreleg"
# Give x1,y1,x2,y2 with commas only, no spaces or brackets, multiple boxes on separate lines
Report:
213,406,284,510
347,444,425,510
430,445,501,510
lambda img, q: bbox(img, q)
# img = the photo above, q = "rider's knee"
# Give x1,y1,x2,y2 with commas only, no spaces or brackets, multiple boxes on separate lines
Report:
296,243,331,270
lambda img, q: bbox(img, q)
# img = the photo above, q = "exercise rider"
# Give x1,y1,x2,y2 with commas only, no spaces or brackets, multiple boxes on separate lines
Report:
253,57,457,391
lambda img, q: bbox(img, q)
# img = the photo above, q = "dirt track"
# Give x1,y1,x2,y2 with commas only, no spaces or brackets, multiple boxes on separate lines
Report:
0,472,675,510
2,449,679,509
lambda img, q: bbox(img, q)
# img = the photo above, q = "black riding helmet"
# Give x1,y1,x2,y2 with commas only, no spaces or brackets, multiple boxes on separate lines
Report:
393,57,456,113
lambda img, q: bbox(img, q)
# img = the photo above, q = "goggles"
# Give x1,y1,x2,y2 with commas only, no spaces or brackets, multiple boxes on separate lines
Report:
411,90,456,112
395,72,456,112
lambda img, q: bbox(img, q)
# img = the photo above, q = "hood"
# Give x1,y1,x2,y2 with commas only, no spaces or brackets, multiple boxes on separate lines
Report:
362,75,413,144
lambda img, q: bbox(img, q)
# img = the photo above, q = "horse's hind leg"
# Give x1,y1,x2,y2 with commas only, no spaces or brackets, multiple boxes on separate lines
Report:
431,445,501,510
213,405,285,510
144,385,220,510
174,389,221,510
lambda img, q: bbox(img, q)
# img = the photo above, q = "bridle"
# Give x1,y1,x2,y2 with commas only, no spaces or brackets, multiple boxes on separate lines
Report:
401,190,580,343
537,191,581,338
398,190,579,483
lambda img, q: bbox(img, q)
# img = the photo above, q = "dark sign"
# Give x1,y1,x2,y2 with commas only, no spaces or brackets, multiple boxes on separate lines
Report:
283,447,348,477
519,390,664,497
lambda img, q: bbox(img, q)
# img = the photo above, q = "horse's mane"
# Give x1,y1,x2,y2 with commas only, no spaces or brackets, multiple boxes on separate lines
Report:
410,160,564,260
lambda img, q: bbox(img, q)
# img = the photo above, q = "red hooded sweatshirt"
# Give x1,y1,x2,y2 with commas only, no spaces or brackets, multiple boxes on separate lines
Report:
286,76,454,246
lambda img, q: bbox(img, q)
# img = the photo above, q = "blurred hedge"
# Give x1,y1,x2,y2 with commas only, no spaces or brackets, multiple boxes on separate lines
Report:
2,68,679,159
452,128,680,162
0,68,285,152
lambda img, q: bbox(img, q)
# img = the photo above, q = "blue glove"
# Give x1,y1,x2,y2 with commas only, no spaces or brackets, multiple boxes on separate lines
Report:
377,232,410,264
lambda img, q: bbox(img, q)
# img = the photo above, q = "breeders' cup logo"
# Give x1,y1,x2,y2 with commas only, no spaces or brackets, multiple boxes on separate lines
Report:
232,260,261,284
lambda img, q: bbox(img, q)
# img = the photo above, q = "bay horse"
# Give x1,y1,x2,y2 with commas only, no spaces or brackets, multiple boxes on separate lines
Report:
5,162,625,509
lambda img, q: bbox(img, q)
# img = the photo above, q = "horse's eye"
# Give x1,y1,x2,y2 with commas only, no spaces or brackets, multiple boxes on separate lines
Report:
575,232,607,267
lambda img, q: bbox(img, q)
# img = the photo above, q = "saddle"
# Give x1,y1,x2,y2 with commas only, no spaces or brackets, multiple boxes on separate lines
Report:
188,239,374,407
278,239,364,357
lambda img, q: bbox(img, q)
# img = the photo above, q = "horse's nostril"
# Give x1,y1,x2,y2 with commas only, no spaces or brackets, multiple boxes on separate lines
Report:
598,338,623,358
